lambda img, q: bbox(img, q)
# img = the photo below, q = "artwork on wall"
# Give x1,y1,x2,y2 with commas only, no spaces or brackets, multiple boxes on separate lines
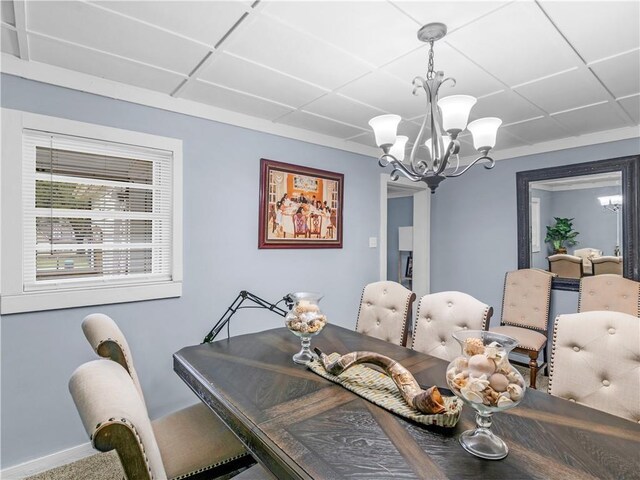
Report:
258,159,343,249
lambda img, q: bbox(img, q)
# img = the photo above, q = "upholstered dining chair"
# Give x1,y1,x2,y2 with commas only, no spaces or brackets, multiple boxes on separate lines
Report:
489,269,553,389
573,247,602,275
548,254,583,279
592,256,623,275
411,291,493,361
70,360,270,480
355,281,416,346
81,313,254,479
549,311,639,422
579,275,640,317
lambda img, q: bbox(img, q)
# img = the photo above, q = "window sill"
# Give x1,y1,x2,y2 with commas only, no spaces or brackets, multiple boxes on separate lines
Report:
0,281,182,315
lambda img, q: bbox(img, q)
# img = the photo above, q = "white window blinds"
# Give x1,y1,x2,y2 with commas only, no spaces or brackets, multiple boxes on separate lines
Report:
22,129,173,291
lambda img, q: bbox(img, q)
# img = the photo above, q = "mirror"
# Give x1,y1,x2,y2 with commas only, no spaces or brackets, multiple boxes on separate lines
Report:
517,155,639,291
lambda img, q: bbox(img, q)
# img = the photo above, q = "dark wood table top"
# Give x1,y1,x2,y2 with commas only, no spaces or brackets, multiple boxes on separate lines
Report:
174,324,640,480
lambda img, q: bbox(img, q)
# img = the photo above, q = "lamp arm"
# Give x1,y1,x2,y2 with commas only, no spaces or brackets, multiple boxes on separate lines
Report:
202,290,293,343
446,151,495,178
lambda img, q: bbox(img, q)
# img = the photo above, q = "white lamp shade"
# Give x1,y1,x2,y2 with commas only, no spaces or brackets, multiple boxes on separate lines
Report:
389,136,408,161
424,135,451,159
437,95,476,132
368,114,401,147
598,195,623,206
467,117,502,150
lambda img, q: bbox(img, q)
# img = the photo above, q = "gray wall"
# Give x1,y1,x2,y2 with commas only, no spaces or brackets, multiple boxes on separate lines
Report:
430,137,639,347
386,196,413,287
0,74,381,468
552,185,620,255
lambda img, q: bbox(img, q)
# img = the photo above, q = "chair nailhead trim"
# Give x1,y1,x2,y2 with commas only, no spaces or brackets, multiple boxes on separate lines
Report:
94,417,155,479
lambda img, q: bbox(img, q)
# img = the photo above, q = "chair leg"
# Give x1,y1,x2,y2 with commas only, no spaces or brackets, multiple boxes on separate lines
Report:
527,350,539,389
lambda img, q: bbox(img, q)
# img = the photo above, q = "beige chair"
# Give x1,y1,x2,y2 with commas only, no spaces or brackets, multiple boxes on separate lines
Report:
489,269,553,389
411,291,493,361
592,256,623,275
573,248,602,275
579,275,640,317
82,313,254,479
549,311,639,422
355,281,416,346
548,254,583,279
70,360,269,480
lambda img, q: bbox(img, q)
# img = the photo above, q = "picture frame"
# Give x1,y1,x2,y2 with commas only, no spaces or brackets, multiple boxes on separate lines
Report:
405,253,413,279
258,159,344,249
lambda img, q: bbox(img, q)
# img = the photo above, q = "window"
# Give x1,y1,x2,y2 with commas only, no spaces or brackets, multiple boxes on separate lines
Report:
1,110,182,314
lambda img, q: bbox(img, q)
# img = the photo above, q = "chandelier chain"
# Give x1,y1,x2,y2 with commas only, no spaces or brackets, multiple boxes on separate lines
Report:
427,41,435,79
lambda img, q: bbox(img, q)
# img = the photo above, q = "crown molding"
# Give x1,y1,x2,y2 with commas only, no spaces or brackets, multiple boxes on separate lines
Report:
0,54,380,158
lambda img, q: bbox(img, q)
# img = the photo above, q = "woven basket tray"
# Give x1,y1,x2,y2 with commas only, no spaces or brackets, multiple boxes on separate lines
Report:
307,353,463,428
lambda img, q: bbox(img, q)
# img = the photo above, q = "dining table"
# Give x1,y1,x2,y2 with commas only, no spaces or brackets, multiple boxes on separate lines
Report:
173,324,640,480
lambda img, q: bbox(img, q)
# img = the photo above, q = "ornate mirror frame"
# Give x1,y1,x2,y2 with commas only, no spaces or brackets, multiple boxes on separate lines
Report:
517,155,639,291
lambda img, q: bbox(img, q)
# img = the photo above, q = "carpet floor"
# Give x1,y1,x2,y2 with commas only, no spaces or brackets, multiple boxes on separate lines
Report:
24,367,548,480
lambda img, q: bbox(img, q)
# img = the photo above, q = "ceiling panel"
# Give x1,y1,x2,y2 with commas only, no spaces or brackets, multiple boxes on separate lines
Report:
590,50,640,99
302,93,385,129
515,68,610,114
338,71,425,119
1,26,19,57
93,1,248,47
489,129,529,150
262,1,418,67
29,34,185,93
27,1,209,74
392,1,507,33
446,2,581,87
181,80,294,120
199,53,327,108
551,102,628,136
1,1,15,26
617,95,640,125
469,89,544,125
539,1,640,62
347,132,377,147
223,15,370,90
382,42,505,98
501,117,573,145
276,110,365,138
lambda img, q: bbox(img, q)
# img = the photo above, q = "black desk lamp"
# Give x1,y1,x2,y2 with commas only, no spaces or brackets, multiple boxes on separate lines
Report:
202,291,294,343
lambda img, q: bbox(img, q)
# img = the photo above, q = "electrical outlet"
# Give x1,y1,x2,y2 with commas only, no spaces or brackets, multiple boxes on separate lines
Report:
369,237,377,248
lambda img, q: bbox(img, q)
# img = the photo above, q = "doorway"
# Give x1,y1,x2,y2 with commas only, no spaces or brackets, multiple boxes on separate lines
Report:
379,175,430,301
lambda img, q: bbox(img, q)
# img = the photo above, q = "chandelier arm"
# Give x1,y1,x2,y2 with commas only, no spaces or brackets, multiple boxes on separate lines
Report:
387,158,422,182
446,153,495,178
408,77,431,174
434,139,459,176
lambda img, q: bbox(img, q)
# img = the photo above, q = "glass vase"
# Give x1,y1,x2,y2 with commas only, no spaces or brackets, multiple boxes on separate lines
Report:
285,292,327,364
446,330,526,460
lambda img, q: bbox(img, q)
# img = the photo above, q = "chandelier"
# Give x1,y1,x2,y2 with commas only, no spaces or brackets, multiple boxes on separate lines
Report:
368,23,502,193
598,195,622,212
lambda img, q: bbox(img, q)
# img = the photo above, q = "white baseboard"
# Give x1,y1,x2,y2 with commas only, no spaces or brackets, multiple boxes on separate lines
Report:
1,442,96,479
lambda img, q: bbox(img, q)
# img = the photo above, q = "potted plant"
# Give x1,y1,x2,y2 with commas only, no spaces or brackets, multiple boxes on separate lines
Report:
545,217,579,254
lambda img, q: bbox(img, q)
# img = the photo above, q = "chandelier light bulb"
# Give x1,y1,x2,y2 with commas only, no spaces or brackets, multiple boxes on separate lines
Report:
467,117,502,150
437,95,477,133
389,136,409,161
368,114,401,148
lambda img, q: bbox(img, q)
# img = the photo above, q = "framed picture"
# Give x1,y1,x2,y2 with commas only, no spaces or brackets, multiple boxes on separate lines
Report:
405,253,413,279
258,159,343,249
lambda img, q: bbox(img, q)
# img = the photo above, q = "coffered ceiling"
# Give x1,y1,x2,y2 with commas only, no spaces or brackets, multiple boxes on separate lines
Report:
1,1,639,159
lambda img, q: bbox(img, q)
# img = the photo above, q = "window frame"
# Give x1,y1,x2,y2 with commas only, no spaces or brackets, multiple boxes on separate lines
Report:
1,109,183,314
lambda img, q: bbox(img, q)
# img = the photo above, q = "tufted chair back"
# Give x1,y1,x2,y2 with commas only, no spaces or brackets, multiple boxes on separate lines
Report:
548,254,583,279
549,311,640,422
579,275,640,317
82,313,145,403
501,269,553,331
356,281,416,346
69,360,167,480
411,291,493,361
